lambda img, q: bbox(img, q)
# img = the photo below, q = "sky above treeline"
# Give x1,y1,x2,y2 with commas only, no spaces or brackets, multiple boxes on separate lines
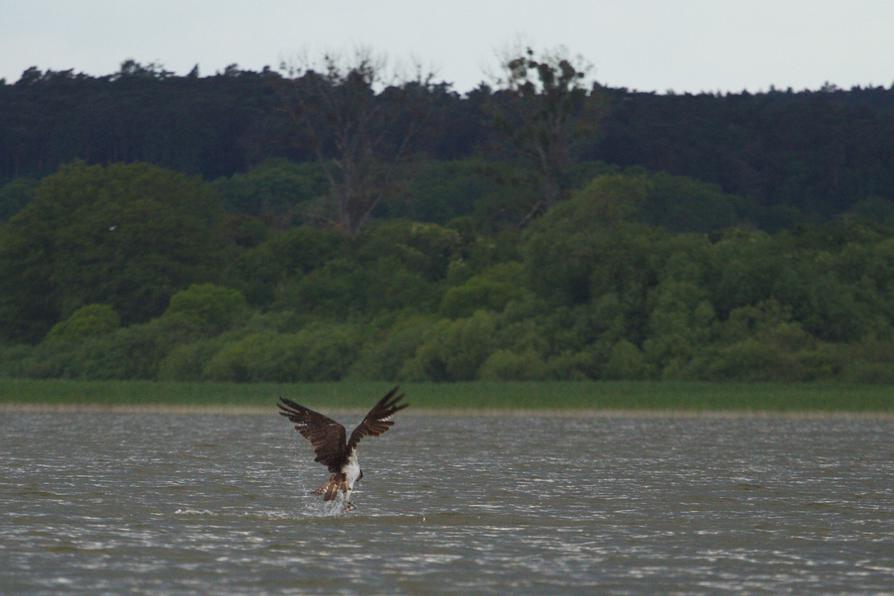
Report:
2,0,893,94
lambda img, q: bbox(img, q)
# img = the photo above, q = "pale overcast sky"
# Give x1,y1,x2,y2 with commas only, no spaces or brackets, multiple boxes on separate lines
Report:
1,0,892,93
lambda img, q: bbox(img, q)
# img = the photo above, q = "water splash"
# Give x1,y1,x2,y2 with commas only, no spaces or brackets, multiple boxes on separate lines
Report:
305,493,353,517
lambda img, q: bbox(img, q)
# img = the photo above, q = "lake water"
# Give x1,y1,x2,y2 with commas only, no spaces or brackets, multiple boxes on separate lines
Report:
2,410,893,593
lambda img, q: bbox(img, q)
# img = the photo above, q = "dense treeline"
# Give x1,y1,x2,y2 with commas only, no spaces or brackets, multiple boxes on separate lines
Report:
1,159,892,383
2,62,894,218
0,57,893,383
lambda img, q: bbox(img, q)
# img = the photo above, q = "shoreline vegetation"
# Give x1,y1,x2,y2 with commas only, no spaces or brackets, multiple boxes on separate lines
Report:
1,379,892,416
3,60,894,390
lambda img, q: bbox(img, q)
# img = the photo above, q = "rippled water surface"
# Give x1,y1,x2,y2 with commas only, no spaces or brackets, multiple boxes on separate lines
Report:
2,411,893,593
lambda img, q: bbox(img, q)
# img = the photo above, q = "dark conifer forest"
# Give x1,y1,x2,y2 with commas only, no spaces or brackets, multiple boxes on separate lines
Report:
1,58,892,382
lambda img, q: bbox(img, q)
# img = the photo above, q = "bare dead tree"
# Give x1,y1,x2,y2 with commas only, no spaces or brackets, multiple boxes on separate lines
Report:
490,46,608,223
277,50,436,235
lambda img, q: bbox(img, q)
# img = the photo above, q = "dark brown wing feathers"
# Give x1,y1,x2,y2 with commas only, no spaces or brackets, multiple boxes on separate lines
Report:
278,387,407,473
277,397,347,472
347,386,408,453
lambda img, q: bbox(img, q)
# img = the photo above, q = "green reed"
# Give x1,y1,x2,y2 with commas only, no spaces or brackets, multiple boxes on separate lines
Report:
1,379,892,412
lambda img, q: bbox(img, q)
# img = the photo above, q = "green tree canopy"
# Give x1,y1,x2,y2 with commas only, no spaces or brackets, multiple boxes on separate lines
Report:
0,161,226,341
212,159,327,227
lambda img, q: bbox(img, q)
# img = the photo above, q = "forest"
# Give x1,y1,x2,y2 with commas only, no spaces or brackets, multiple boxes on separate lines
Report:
1,54,893,383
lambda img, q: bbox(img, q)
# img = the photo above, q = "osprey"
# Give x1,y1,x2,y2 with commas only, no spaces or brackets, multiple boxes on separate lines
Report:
277,386,408,510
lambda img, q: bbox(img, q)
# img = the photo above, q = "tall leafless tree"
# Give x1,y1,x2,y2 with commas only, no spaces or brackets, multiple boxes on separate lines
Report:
491,46,607,223
277,51,435,235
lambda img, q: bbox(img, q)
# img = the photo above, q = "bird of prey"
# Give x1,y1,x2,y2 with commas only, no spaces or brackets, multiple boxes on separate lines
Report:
277,386,408,510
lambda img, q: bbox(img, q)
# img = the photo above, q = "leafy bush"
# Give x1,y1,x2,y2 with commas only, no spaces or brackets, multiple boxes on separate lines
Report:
225,226,346,307
162,284,249,335
643,280,716,376
479,349,548,381
401,311,497,381
357,220,462,281
348,316,437,380
157,338,227,381
841,362,894,384
203,323,362,382
544,350,601,380
362,257,441,314
603,340,647,380
689,339,801,381
45,304,120,343
440,262,527,318
274,258,368,317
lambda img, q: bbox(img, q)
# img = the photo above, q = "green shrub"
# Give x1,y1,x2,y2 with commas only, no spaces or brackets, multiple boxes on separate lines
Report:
2,344,58,379
45,304,120,343
348,316,437,380
795,345,844,380
400,311,497,381
226,226,346,307
689,339,808,382
274,258,367,317
163,283,249,335
841,362,894,384
603,340,647,380
58,327,162,379
545,350,600,380
356,220,462,281
202,333,274,382
440,262,527,318
203,323,362,382
54,313,221,380
479,349,547,381
157,338,226,381
363,257,440,314
298,324,364,381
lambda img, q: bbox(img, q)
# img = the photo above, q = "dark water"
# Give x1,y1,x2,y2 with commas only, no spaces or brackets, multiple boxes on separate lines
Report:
2,411,893,593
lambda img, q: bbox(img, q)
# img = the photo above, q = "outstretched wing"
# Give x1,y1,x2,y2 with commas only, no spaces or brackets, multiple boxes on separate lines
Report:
347,386,408,453
278,397,347,472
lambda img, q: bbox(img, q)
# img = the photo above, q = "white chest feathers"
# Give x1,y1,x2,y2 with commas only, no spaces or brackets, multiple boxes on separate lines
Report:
344,450,361,489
